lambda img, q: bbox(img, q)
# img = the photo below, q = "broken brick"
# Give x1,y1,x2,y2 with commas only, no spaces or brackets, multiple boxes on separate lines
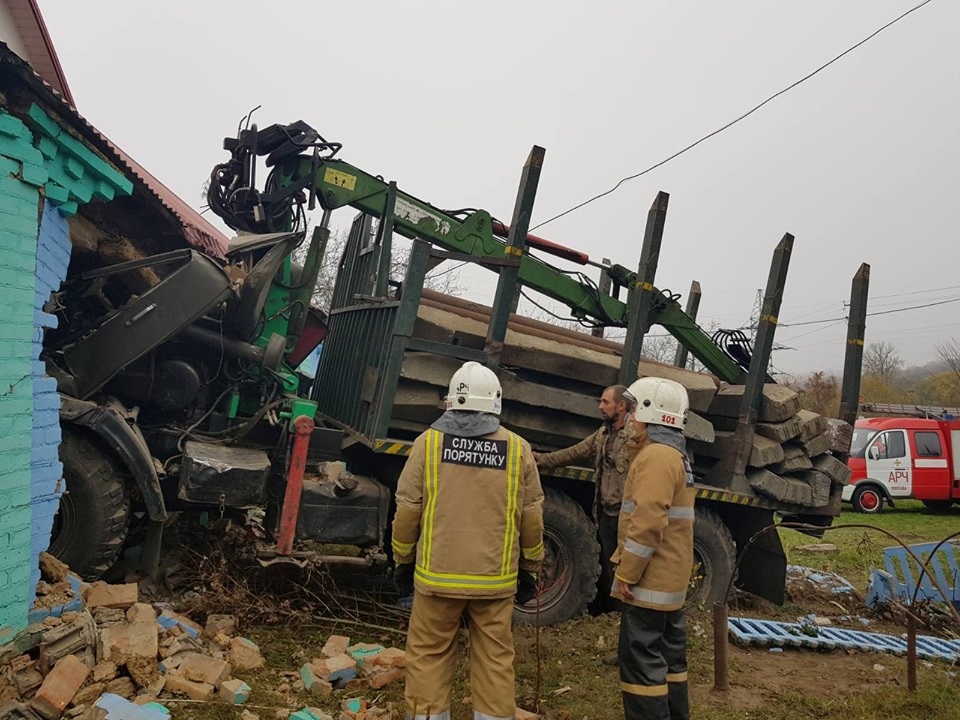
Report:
367,668,404,689
298,666,332,698
99,622,158,663
156,610,201,639
38,611,97,674
178,653,230,686
92,662,118,684
163,673,214,702
125,604,156,625
71,682,108,708
123,654,159,690
83,583,138,610
218,678,251,705
345,643,383,666
30,654,90,719
228,638,264,671
367,647,406,670
290,709,333,720
103,677,136,700
309,654,356,683
320,635,350,658
11,655,44,697
203,615,237,639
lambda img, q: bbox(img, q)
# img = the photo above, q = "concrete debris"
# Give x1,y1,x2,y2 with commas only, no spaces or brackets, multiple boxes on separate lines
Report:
241,711,260,720
515,710,539,720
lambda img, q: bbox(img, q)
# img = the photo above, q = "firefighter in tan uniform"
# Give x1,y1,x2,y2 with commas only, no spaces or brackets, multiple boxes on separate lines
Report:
612,377,695,720
392,361,544,720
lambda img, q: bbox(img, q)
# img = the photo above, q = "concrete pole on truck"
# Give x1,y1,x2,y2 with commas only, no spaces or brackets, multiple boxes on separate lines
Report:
485,146,545,371
618,192,669,386
706,234,793,487
673,280,702,369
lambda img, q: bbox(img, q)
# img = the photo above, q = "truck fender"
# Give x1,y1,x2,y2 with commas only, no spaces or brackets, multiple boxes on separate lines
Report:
59,395,168,522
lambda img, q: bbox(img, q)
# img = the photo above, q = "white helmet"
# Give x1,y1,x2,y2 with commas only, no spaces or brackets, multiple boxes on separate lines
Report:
626,377,689,429
446,361,503,414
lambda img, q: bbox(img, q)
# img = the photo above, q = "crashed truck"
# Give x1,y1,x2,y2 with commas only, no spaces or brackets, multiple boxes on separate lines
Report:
41,121,864,625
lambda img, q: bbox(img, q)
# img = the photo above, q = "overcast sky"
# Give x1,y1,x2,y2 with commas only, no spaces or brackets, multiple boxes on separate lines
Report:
41,1,959,377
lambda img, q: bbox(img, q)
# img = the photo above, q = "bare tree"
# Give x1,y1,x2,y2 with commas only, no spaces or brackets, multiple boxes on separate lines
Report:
862,341,903,382
641,334,679,365
935,339,960,393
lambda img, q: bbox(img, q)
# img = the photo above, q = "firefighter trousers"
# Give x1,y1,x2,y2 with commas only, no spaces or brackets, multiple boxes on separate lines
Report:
619,604,689,720
404,590,516,720
597,512,623,613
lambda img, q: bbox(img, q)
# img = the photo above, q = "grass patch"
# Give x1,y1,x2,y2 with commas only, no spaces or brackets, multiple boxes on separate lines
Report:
778,500,960,589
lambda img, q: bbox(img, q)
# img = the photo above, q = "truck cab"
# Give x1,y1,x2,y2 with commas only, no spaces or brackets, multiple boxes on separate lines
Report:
844,417,960,512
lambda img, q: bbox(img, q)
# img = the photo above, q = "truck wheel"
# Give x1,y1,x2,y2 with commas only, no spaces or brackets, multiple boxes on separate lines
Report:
921,499,954,512
852,485,884,514
514,488,600,626
687,506,737,609
48,430,131,579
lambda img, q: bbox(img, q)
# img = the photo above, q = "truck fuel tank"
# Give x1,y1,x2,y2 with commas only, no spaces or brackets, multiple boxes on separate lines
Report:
292,462,390,548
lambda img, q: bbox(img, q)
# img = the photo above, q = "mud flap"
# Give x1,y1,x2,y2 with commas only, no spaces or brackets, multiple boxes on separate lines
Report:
721,505,786,605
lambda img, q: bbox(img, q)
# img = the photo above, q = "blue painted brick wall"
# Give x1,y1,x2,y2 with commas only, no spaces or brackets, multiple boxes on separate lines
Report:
29,203,70,597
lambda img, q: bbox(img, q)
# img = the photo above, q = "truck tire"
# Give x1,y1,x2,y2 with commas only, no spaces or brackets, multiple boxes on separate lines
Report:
687,506,737,609
514,488,600,626
852,484,884,514
48,430,131,579
921,499,954,512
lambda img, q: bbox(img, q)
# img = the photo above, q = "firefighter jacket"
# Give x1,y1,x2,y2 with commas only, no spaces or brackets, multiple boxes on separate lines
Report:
537,421,642,516
612,431,695,612
391,426,545,599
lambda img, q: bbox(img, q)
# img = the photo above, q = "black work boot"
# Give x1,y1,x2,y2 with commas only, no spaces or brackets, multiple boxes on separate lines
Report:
623,693,670,720
667,681,689,720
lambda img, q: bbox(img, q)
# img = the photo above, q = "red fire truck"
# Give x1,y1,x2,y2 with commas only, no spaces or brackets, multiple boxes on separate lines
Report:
845,407,960,513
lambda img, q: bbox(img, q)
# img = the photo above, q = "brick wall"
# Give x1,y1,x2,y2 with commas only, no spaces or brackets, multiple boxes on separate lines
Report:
0,113,45,643
0,106,131,644
30,203,71,596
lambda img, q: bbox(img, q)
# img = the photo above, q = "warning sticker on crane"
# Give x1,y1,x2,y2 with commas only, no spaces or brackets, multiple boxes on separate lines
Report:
323,167,357,191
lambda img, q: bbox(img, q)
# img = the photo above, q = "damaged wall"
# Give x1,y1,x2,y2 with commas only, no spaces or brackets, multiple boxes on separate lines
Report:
0,105,132,644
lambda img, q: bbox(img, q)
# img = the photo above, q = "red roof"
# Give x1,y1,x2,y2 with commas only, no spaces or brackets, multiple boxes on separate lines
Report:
2,1,228,258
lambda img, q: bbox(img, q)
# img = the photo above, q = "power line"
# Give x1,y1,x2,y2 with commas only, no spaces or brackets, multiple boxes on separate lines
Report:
530,0,936,232
779,295,960,328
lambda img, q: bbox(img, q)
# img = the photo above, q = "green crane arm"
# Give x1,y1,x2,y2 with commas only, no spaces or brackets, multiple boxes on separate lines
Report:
210,121,744,383
291,156,744,383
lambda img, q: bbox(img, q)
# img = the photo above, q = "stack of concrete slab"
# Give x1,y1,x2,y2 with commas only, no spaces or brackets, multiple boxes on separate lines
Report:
395,291,851,509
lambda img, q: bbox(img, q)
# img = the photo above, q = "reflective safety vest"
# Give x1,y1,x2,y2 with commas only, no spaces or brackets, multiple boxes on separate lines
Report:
392,427,545,599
